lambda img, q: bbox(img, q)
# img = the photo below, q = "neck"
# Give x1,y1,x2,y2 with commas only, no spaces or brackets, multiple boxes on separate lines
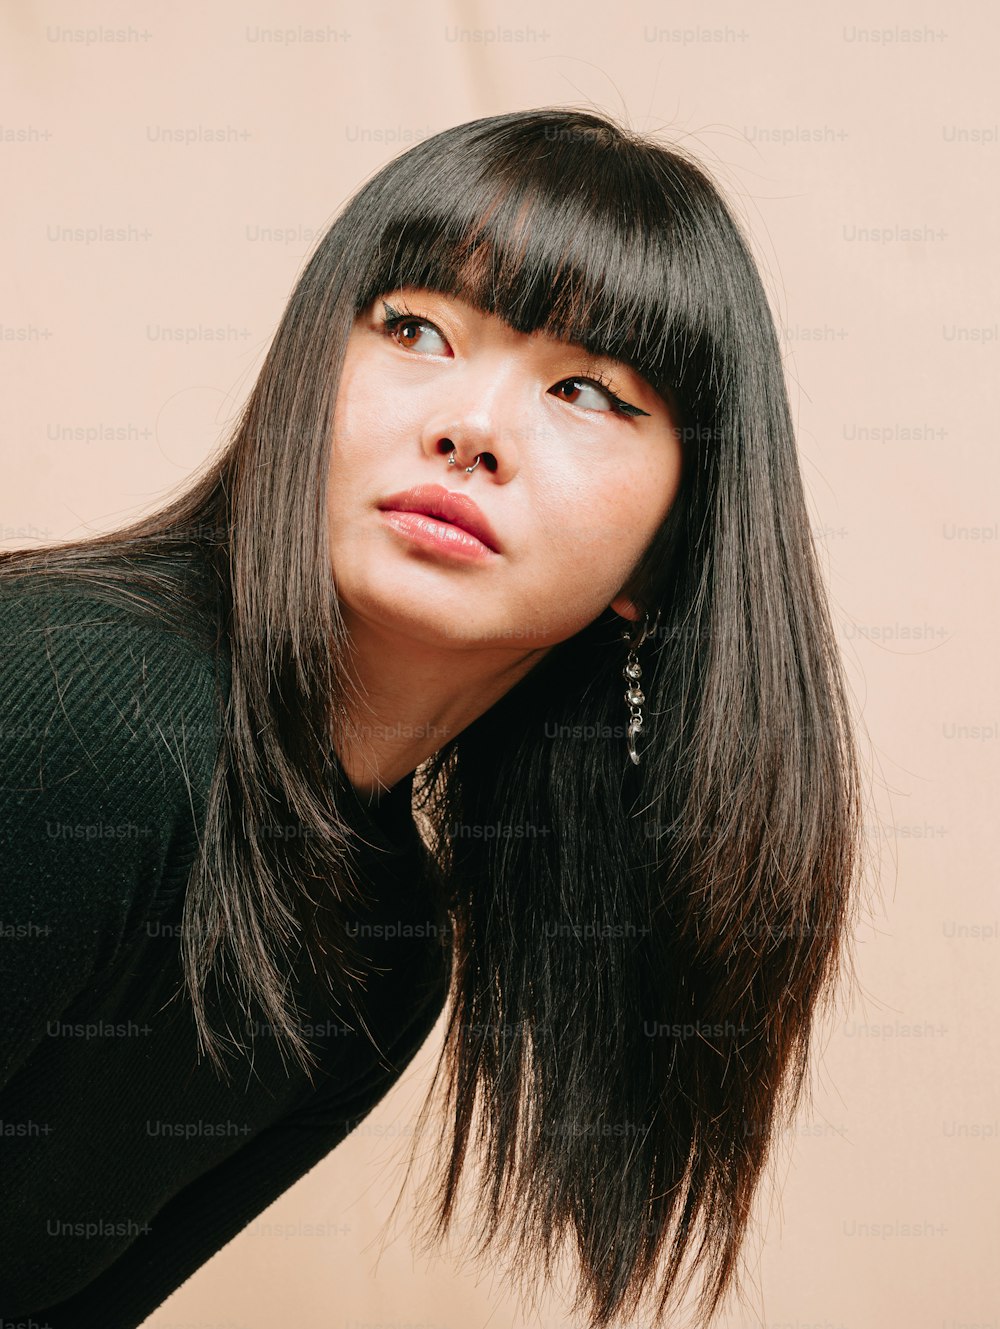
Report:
332,607,552,797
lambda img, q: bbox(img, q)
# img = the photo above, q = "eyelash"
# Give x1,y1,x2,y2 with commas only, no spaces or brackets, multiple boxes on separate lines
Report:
378,301,646,419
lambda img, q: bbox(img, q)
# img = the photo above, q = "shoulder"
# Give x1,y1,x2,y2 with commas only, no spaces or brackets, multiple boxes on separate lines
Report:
0,566,226,972
0,561,231,1086
0,566,225,786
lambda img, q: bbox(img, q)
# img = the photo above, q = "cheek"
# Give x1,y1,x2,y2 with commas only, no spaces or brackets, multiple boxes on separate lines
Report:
332,363,415,466
537,470,652,572
332,332,393,443
331,368,371,456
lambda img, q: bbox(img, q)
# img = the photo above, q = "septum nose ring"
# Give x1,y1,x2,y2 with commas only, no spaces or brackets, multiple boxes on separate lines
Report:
446,448,481,474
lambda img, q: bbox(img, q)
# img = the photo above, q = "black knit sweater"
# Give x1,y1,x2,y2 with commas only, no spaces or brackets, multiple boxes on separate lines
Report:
0,555,452,1326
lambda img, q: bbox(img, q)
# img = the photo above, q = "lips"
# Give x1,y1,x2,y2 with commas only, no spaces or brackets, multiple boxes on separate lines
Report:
376,484,502,553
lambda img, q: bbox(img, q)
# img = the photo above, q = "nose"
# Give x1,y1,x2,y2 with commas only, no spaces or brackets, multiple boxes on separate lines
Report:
419,361,524,481
443,445,486,474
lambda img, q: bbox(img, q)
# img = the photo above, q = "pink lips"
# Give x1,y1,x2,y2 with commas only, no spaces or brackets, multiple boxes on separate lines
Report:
376,484,502,554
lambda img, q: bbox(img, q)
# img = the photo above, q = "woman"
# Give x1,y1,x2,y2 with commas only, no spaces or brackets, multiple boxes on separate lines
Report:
0,107,864,1327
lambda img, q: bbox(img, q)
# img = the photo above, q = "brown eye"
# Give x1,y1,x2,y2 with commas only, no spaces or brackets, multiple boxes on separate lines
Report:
551,376,647,419
380,304,449,355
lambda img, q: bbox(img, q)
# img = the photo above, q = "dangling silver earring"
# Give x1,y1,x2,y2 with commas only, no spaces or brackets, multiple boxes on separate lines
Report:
622,609,659,766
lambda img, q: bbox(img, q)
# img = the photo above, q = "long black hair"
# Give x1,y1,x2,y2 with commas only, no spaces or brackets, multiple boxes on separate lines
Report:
1,107,866,1328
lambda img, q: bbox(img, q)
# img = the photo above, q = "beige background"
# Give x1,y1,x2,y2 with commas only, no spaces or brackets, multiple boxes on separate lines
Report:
2,0,998,1325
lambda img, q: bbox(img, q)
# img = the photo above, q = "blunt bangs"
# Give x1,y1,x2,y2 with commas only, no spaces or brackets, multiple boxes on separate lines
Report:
348,122,706,411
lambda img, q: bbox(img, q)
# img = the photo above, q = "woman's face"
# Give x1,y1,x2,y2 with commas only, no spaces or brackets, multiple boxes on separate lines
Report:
327,286,683,652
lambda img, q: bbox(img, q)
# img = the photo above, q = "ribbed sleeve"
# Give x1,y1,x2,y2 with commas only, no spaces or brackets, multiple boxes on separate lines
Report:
30,954,449,1329
0,579,222,1093
0,567,451,1324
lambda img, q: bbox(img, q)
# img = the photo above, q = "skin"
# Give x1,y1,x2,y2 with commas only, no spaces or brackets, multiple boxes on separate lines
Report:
326,285,683,799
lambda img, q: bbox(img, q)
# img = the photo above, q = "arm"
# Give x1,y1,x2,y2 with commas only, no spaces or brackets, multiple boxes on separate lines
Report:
0,580,221,1090
31,960,449,1329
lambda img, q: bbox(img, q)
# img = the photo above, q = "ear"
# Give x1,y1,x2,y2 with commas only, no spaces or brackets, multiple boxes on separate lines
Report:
610,593,642,623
